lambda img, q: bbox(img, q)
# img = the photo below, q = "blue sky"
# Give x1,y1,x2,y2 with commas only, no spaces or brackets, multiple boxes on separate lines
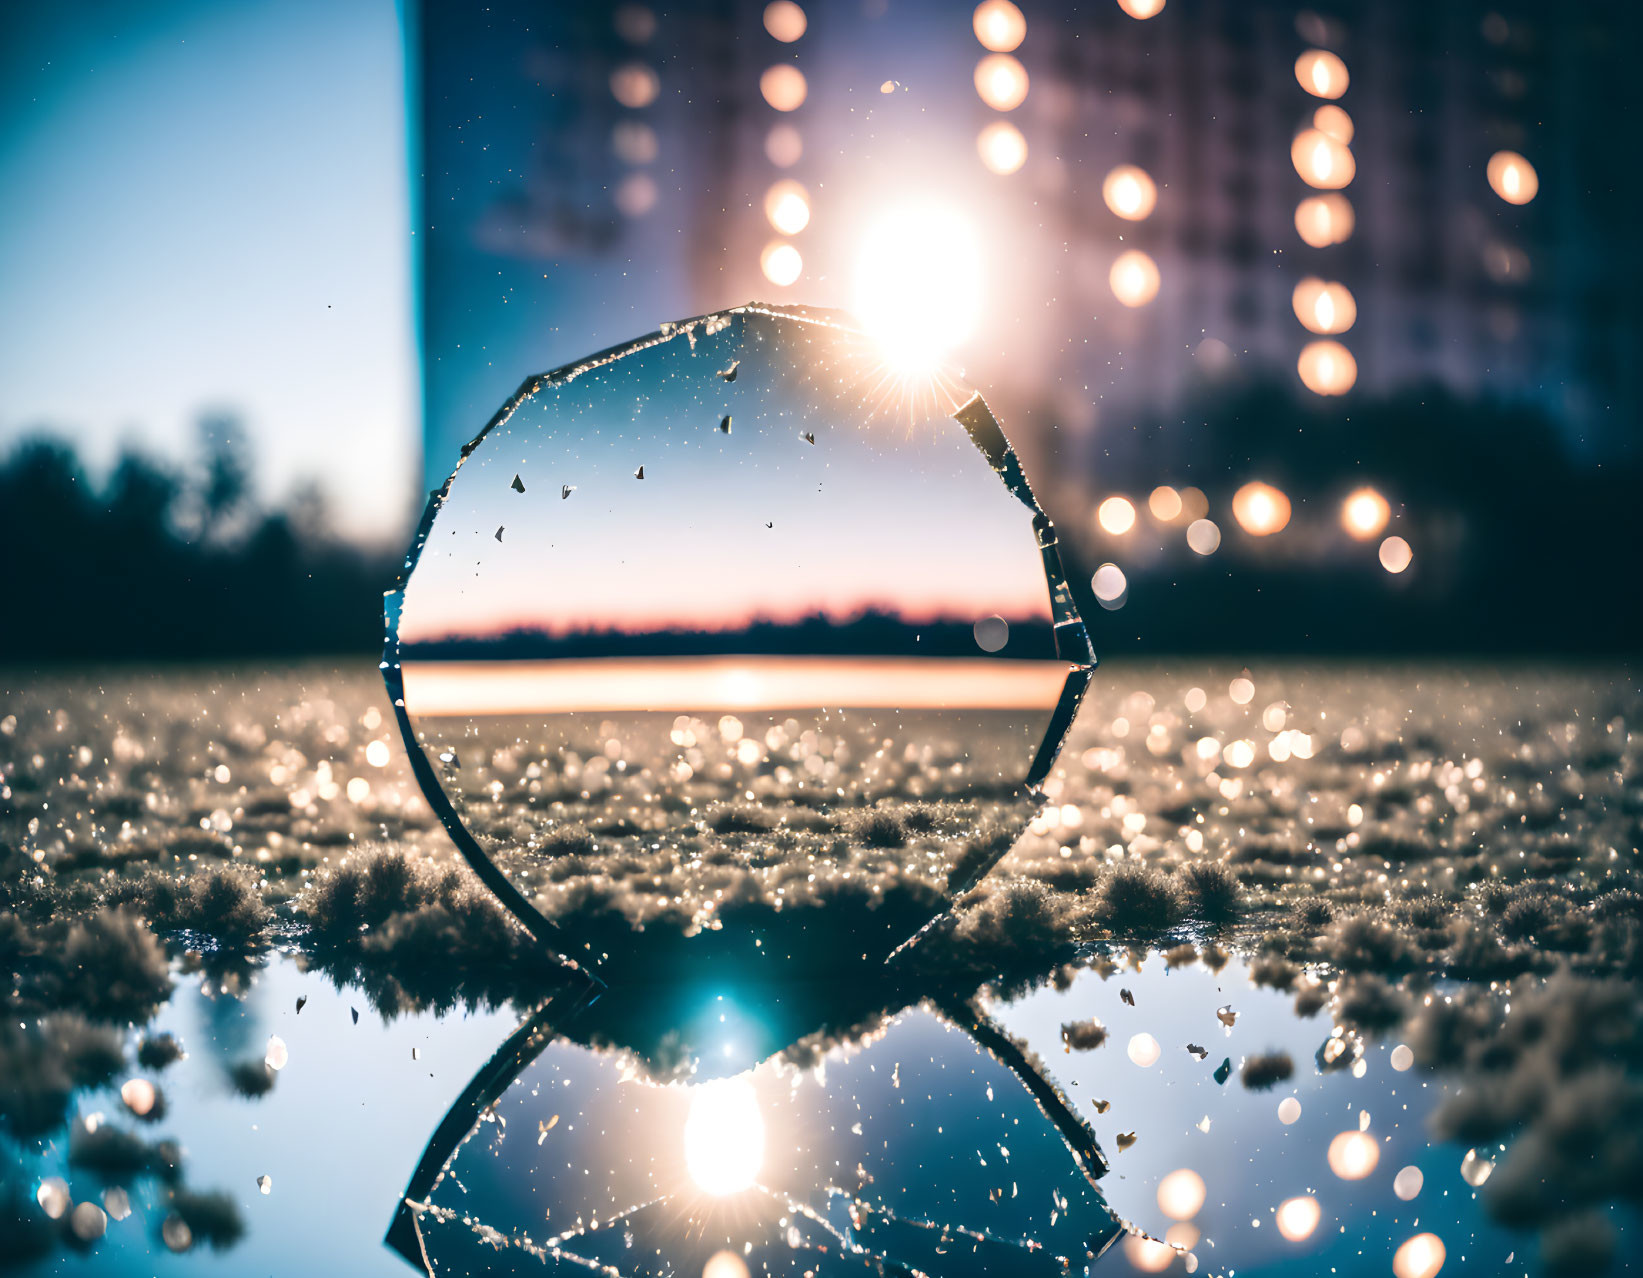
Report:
0,0,417,541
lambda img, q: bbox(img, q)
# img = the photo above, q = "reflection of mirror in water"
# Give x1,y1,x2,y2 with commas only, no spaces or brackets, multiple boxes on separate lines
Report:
385,305,1092,969
387,990,1121,1278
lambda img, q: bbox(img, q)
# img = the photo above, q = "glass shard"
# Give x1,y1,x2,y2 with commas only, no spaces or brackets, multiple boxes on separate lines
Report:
388,997,1121,1278
384,304,1093,973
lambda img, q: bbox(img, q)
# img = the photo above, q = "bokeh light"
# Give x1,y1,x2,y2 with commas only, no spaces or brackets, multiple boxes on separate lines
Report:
1314,104,1354,143
1148,485,1183,521
760,64,808,111
853,201,983,372
1295,194,1355,246
1276,1195,1321,1241
1341,487,1390,540
1292,129,1355,188
1292,278,1357,334
760,240,803,287
1297,339,1358,395
765,123,803,168
1092,563,1128,608
1116,0,1166,17
1295,49,1349,99
1127,1032,1162,1066
614,172,657,217
1179,487,1208,520
973,0,1026,52
1102,165,1157,220
1278,1096,1302,1124
611,120,658,164
1380,535,1413,574
763,179,810,235
703,1251,751,1278
1110,250,1161,306
1392,1233,1447,1278
1487,150,1539,204
1393,1166,1424,1200
763,1,807,43
1232,482,1292,536
1157,1169,1206,1220
977,121,1028,175
1122,1235,1175,1272
120,1077,157,1116
1327,1129,1380,1180
1186,518,1221,555
974,53,1029,110
1097,496,1137,535
610,63,660,109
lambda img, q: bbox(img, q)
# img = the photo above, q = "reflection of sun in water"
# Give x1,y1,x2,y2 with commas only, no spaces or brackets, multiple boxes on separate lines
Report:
683,1077,765,1196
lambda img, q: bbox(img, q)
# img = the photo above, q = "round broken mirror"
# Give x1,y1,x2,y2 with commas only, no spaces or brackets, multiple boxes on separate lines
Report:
384,304,1092,980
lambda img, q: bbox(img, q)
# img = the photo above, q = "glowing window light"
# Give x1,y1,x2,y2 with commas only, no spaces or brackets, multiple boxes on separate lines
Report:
610,64,660,109
973,0,1026,52
1097,496,1136,535
1327,1130,1380,1180
1295,194,1354,247
765,124,802,168
1186,518,1220,555
1298,339,1357,395
763,1,806,43
1379,535,1412,574
611,120,658,165
1341,487,1390,540
974,53,1029,110
1102,165,1158,220
1292,129,1355,189
761,240,803,286
1232,482,1291,536
760,64,808,111
1157,1169,1206,1220
1487,150,1539,204
1092,563,1127,607
1392,1233,1447,1278
614,5,656,43
1276,1195,1321,1241
1109,250,1160,307
853,201,983,374
1116,0,1166,17
615,172,657,217
1292,278,1357,335
1314,104,1353,144
977,121,1028,175
763,180,811,235
1149,486,1182,521
683,1077,764,1195
1295,49,1348,99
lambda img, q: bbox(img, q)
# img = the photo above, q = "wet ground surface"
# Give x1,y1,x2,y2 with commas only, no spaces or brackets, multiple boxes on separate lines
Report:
2,659,1640,1275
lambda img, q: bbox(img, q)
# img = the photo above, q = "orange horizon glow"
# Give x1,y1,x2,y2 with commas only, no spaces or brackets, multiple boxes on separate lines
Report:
400,654,1076,716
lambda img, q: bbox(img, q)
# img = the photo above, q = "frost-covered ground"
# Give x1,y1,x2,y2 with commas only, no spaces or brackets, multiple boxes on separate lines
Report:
1,660,1640,1274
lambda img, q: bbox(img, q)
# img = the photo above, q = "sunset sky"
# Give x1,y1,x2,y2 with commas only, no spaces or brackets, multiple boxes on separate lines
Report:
398,313,1053,644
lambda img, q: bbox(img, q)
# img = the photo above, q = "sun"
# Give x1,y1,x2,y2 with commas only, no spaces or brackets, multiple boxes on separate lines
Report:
852,200,984,379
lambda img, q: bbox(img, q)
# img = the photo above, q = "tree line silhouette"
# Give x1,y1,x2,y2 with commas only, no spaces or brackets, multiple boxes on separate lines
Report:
1,377,1636,663
0,423,394,661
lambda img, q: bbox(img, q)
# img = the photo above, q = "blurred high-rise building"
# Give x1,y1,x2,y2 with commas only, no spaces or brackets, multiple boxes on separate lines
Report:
417,0,1642,493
